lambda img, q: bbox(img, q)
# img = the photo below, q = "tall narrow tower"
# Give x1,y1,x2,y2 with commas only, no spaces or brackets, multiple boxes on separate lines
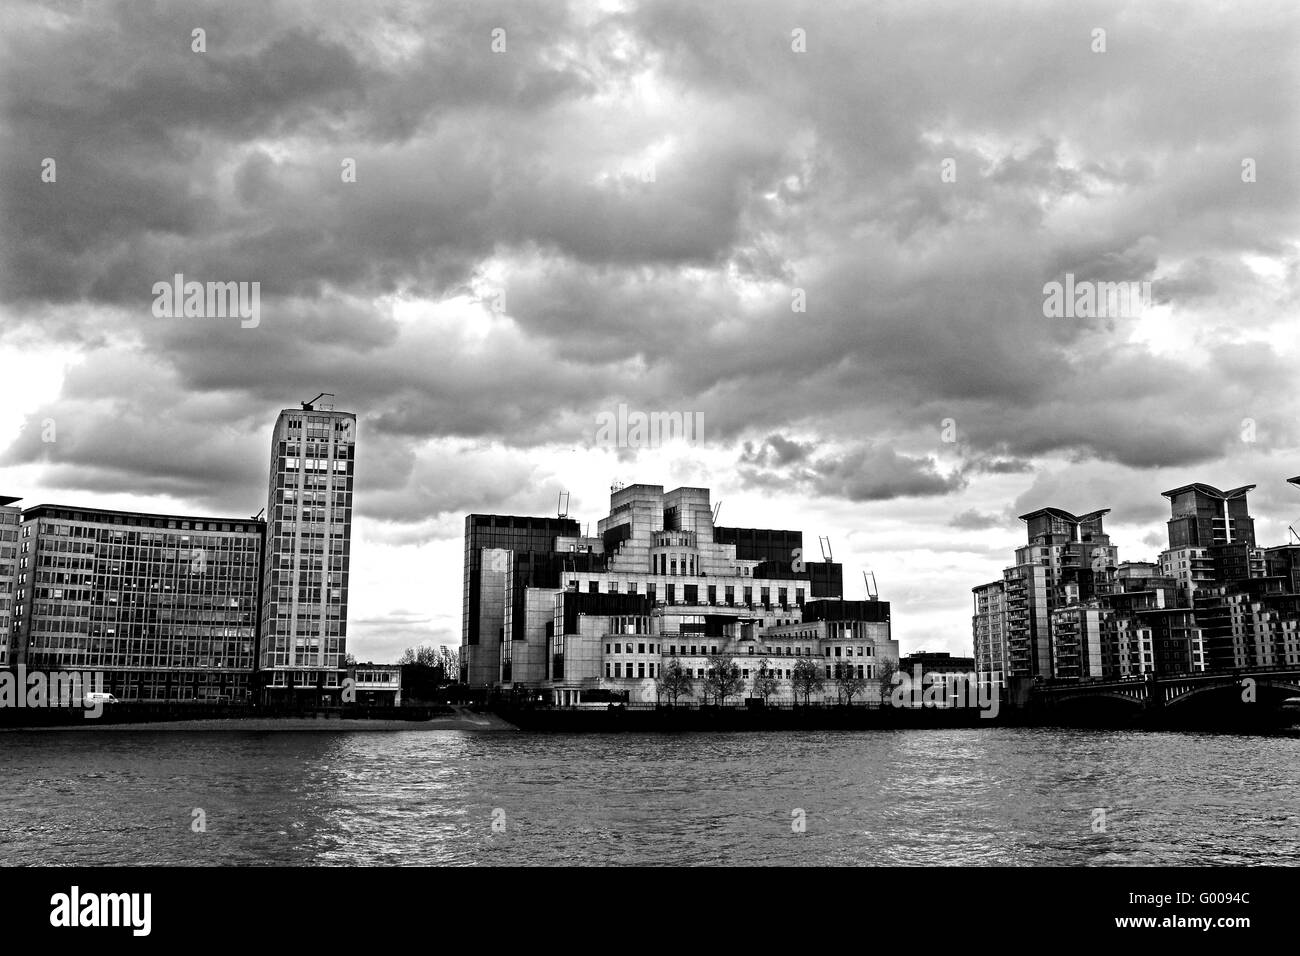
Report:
258,396,356,704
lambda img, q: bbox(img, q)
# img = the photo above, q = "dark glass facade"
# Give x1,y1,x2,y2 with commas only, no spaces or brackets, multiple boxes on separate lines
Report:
462,515,579,648
13,505,264,701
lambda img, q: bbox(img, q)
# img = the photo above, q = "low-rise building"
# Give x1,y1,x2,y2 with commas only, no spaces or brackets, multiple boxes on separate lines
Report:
346,662,402,706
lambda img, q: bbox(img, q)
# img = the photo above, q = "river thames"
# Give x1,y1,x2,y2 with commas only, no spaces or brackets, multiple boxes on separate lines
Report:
1,728,1296,866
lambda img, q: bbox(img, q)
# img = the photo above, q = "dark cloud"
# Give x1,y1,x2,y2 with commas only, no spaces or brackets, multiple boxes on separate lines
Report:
740,437,965,502
0,0,1297,549
950,510,1006,531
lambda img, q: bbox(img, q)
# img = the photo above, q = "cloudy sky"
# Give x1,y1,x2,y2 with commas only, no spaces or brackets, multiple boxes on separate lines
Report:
1,0,1297,662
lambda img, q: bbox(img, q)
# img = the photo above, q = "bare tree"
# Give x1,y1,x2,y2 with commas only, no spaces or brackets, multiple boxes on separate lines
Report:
876,658,900,706
752,656,781,704
396,647,417,665
656,656,694,706
435,645,460,682
836,660,869,705
704,651,744,705
791,658,824,705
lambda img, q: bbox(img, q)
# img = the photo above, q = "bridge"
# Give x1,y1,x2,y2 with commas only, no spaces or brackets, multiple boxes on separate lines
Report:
1028,667,1300,716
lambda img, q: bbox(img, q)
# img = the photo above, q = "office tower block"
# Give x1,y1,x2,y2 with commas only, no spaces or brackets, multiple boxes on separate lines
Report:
258,398,356,704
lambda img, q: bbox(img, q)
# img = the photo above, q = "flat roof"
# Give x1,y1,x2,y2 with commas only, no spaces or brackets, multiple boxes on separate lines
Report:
22,503,265,527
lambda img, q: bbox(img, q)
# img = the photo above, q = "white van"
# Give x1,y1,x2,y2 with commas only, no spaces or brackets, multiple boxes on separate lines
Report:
83,692,120,705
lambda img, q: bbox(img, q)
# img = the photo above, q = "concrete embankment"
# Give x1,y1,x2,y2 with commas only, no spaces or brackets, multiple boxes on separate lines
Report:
0,705,518,732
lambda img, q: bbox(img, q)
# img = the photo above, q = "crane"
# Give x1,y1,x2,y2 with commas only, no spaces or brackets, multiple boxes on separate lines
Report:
557,491,570,519
301,392,334,410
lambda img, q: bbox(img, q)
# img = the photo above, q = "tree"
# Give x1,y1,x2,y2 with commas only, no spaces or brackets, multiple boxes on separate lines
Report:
752,657,781,704
344,653,357,666
791,658,824,705
656,656,694,706
396,645,442,668
876,658,900,706
704,651,745,705
434,645,460,683
836,660,869,705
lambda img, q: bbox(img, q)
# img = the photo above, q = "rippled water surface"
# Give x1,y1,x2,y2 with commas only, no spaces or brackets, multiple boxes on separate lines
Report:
1,728,1297,865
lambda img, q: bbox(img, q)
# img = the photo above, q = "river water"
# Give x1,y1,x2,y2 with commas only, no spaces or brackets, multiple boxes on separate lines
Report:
1,728,1296,865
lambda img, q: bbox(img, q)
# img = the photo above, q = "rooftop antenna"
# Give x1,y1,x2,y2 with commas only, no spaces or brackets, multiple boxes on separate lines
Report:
863,570,879,601
818,536,833,562
557,491,570,519
712,501,722,524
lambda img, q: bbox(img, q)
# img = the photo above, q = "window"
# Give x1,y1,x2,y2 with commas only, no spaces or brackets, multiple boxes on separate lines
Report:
615,643,621,653
637,663,645,679
614,663,622,678
638,643,645,654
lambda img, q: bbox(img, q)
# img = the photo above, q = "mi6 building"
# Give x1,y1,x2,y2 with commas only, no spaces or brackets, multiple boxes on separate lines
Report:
462,483,898,705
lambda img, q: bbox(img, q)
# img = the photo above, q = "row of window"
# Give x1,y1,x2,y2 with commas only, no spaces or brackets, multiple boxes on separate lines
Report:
605,642,660,655
575,580,806,607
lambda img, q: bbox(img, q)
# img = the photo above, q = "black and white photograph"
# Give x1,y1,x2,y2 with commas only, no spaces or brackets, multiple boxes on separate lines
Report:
0,0,1295,937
